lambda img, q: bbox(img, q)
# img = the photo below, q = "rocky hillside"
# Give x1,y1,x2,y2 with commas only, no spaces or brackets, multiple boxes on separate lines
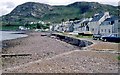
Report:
1,2,118,25
9,2,53,18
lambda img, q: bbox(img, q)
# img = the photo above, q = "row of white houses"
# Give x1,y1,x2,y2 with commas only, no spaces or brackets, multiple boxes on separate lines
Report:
50,12,119,36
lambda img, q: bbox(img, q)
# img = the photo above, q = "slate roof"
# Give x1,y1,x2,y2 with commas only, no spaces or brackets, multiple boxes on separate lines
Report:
91,13,104,22
83,20,89,24
74,20,81,24
104,16,118,21
100,16,118,25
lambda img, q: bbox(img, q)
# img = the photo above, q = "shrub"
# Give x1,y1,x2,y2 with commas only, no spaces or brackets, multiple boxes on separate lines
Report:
117,56,120,60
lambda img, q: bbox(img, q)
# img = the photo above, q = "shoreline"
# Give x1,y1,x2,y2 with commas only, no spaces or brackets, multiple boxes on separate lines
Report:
2,31,80,69
2,31,30,50
0,30,30,42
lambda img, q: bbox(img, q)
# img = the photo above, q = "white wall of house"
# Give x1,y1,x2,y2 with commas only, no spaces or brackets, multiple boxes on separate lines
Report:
100,25,113,36
88,22,99,34
63,21,74,32
99,18,118,36
74,23,80,31
114,20,119,33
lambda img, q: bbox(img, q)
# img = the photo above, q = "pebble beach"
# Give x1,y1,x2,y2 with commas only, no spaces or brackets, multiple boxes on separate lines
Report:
1,31,119,73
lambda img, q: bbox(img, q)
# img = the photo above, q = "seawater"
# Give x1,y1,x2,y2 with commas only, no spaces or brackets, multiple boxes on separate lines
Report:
0,31,28,41
0,31,28,48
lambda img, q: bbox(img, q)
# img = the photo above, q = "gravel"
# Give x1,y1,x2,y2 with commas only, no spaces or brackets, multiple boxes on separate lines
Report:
2,32,119,73
2,32,79,69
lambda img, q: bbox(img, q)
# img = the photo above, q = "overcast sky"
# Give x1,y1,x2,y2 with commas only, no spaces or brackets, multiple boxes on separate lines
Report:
0,0,119,16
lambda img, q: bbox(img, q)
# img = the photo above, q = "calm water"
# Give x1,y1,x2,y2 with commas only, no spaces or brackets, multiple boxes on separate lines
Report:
0,31,28,41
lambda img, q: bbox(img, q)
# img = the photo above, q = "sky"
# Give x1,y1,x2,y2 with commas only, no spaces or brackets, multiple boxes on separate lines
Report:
0,0,119,16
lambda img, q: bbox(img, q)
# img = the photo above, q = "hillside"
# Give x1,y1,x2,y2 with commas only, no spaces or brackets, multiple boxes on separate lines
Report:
1,2,118,25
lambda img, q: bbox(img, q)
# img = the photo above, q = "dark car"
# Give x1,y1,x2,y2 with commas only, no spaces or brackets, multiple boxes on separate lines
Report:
93,34,101,40
101,34,120,43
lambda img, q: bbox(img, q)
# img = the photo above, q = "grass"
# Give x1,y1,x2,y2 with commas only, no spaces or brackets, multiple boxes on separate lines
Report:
0,25,20,31
60,32,93,39
75,35,93,38
117,56,120,60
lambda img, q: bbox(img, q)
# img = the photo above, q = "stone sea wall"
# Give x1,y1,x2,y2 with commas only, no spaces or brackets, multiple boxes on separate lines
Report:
51,33,93,48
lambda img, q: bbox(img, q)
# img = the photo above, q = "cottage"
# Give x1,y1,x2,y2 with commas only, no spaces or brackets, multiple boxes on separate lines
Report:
62,21,74,32
100,16,118,36
19,26,29,30
73,20,82,31
88,12,110,34
74,18,92,34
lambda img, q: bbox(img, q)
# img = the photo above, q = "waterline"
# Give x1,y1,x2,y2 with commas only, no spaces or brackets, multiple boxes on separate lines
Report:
0,31,28,41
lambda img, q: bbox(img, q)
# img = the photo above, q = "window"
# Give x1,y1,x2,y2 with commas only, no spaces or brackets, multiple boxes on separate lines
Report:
108,29,111,33
119,20,120,22
96,29,97,31
105,29,106,32
101,29,103,32
111,21,114,25
92,28,94,31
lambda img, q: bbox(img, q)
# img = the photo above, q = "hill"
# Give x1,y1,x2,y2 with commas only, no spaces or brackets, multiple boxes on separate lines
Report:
1,1,118,25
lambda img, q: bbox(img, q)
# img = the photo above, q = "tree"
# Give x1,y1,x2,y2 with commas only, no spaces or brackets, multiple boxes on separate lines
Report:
74,17,79,20
61,19,64,22
36,23,42,29
24,22,29,28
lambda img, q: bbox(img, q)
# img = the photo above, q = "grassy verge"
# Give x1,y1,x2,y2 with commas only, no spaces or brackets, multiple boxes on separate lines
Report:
59,32,93,39
117,56,120,60
75,35,93,38
0,25,20,31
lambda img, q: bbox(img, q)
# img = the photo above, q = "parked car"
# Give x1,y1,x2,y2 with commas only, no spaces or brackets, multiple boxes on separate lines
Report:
100,34,120,43
93,34,102,40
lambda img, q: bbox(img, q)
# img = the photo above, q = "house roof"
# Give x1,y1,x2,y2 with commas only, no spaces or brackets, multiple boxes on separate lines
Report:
100,16,118,25
91,13,104,22
74,20,81,24
83,20,89,24
104,16,118,21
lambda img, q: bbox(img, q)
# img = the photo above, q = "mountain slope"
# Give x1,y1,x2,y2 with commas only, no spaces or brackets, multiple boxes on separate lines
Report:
1,2,118,25
9,2,53,18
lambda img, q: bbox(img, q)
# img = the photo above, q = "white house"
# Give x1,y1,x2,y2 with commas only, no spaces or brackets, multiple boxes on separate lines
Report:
72,20,81,32
88,12,110,34
100,16,118,36
50,24,61,32
74,18,92,34
114,17,120,34
19,26,30,30
62,21,74,32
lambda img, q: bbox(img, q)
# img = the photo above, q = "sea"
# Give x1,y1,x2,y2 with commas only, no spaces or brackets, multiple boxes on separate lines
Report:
0,31,28,41
0,31,28,48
